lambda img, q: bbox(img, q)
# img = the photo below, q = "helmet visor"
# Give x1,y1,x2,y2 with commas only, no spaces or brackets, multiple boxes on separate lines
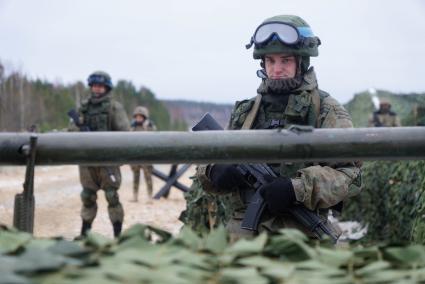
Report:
254,22,300,45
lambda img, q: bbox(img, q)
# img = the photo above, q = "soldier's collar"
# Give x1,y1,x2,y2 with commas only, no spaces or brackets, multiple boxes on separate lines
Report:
89,92,112,104
292,67,318,93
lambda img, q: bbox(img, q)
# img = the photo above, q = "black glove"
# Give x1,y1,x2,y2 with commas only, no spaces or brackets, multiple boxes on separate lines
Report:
259,176,296,215
208,164,247,192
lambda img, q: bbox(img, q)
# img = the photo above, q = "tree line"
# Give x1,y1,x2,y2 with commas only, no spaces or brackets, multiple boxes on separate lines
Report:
0,62,187,132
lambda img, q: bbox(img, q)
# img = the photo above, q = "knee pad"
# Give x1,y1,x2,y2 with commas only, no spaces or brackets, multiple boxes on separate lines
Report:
104,188,120,207
80,188,97,207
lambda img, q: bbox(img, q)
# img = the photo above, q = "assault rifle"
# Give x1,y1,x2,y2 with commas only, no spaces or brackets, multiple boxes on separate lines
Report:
68,109,90,131
192,113,338,243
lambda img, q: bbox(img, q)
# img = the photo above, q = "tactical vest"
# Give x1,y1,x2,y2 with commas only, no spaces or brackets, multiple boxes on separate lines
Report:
231,88,329,178
373,110,397,127
80,99,112,131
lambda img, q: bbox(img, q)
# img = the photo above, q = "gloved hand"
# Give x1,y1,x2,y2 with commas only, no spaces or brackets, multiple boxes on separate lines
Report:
208,164,247,192
259,176,296,215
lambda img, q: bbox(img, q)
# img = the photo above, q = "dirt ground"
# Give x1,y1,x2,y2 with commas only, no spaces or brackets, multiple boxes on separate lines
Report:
0,165,194,239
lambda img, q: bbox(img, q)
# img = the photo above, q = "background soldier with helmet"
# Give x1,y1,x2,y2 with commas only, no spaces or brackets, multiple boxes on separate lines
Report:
193,15,362,242
368,99,401,127
77,71,130,237
130,106,157,202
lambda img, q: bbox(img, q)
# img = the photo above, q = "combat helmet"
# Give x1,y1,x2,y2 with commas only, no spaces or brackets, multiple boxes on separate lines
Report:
246,15,321,60
379,99,391,107
87,71,113,91
133,106,149,118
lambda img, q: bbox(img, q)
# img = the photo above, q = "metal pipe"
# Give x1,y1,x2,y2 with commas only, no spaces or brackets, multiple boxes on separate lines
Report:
0,127,424,165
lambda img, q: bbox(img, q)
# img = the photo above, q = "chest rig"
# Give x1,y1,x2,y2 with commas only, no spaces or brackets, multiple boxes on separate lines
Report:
80,99,112,131
252,90,320,129
236,87,326,178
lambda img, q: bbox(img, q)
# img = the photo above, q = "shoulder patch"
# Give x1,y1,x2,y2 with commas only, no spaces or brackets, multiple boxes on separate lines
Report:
234,99,255,114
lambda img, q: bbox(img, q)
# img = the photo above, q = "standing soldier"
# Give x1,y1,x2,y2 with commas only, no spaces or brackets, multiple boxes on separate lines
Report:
78,71,130,237
194,15,362,242
368,99,401,127
130,106,156,202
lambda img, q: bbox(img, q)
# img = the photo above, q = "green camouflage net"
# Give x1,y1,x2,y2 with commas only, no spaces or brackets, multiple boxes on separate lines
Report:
179,177,234,236
342,161,425,244
3,223,425,283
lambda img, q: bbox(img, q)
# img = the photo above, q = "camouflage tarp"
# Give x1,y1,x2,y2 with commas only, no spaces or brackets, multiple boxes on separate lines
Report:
2,223,425,283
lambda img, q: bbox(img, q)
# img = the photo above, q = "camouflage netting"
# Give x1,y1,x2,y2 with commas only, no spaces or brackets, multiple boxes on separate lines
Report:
3,223,425,283
179,177,234,235
342,161,425,244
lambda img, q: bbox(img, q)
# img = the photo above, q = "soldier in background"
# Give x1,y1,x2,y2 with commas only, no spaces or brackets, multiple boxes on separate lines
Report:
415,105,425,126
368,100,401,127
77,71,130,237
130,106,156,202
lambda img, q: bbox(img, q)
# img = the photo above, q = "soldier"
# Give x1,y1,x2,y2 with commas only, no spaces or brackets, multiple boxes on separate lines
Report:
77,71,130,237
195,15,362,242
368,100,401,127
130,106,156,201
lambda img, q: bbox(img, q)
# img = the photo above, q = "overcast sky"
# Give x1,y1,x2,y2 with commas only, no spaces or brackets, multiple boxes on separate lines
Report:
1,0,424,104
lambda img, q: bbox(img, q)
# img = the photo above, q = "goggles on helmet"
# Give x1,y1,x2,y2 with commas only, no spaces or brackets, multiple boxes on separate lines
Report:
88,75,109,86
246,21,315,49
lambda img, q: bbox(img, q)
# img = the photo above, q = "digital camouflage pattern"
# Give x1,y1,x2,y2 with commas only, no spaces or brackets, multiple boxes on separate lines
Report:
130,113,157,200
194,68,361,241
78,92,130,224
2,223,425,283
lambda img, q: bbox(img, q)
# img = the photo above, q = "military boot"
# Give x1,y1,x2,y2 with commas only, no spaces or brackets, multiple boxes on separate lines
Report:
113,221,122,238
80,220,92,237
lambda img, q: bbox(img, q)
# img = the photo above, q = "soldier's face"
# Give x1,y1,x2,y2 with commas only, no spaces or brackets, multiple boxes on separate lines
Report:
134,114,145,123
380,103,391,113
264,53,297,79
91,84,107,96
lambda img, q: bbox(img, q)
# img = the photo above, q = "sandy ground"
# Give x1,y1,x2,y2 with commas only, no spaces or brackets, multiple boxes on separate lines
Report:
0,165,194,239
0,165,364,241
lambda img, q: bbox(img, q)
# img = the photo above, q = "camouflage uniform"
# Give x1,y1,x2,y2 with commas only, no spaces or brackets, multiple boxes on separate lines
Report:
78,71,130,237
130,106,157,201
193,15,362,242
